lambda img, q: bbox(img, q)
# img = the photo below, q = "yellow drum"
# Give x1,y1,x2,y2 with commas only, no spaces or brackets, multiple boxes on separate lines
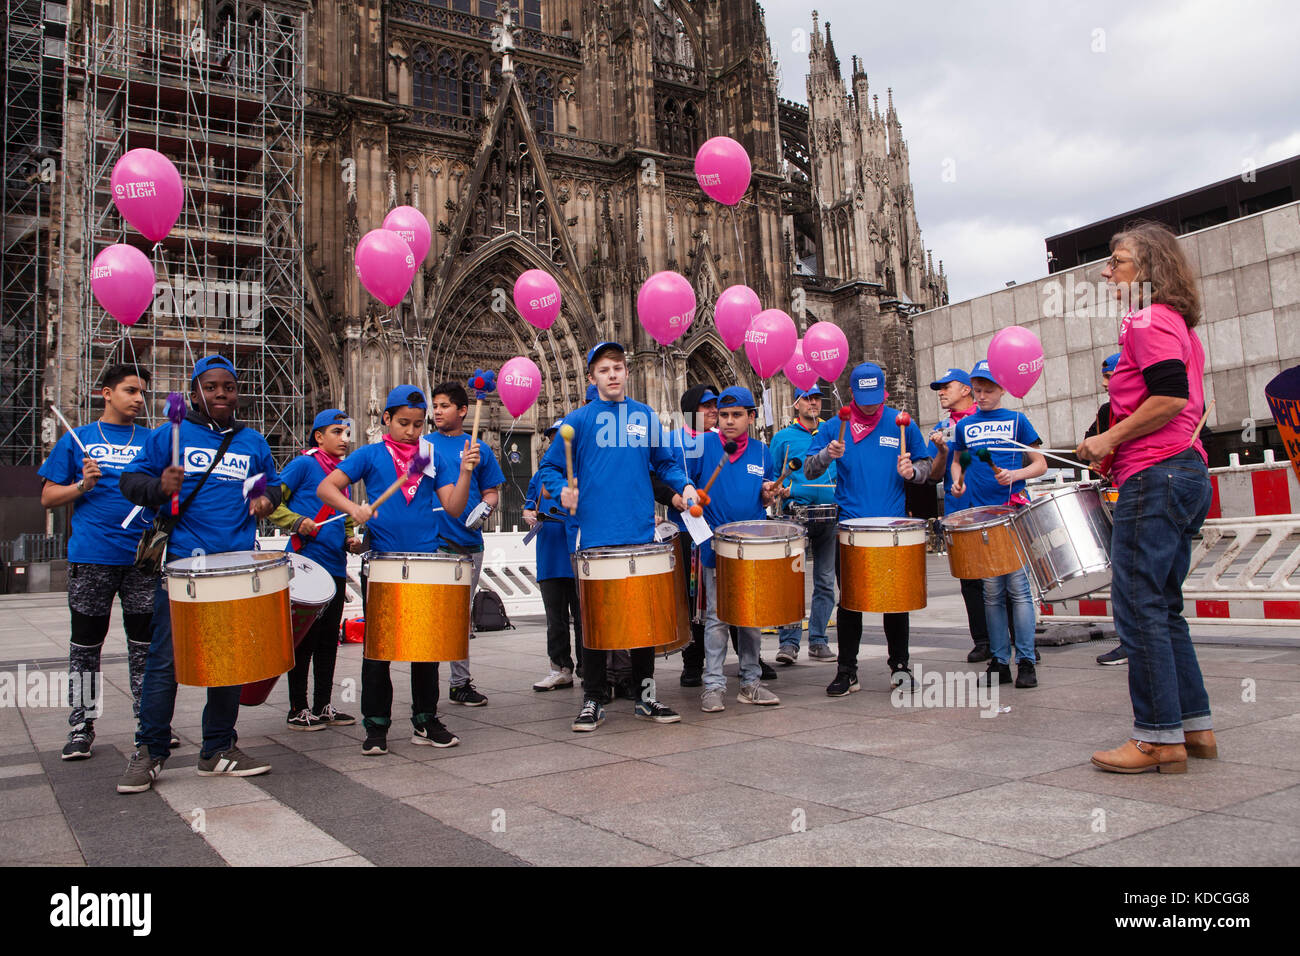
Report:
941,505,1021,579
364,552,471,662
654,528,693,656
577,541,679,650
713,519,806,628
166,550,294,687
838,518,928,613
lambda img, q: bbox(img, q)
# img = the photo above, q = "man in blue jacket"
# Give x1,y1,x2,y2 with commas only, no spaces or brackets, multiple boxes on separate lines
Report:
538,342,698,732
770,385,838,665
116,355,281,793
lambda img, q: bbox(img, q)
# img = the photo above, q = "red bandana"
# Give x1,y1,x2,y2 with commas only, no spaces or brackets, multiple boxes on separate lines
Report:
382,435,423,504
726,432,749,463
848,403,885,443
948,404,978,425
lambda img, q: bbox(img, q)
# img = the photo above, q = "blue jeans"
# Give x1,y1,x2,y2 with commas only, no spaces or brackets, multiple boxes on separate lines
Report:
984,568,1035,665
137,581,241,760
1111,450,1213,743
703,566,761,692
778,520,836,648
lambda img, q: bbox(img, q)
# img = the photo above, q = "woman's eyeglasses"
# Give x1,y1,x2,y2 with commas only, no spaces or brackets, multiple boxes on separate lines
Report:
1105,255,1135,270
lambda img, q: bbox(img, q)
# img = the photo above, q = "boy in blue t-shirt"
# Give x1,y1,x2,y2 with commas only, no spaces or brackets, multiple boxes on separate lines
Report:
316,386,476,755
949,359,1047,688
39,364,156,761
116,355,282,793
428,381,506,707
689,387,786,712
268,408,362,731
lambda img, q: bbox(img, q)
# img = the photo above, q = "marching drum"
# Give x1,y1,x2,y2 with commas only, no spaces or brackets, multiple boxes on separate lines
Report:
942,505,1022,579
577,541,679,650
654,528,693,656
788,503,838,527
240,553,336,706
1011,483,1113,602
166,551,294,687
363,552,472,661
713,520,806,628
838,518,928,613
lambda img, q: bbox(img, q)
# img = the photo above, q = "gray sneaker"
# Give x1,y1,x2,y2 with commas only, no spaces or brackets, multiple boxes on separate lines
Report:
117,749,166,794
775,643,798,665
700,688,726,712
807,643,837,662
196,746,271,777
738,683,781,706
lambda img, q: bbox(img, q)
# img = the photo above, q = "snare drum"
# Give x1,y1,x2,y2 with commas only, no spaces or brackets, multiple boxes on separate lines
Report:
577,541,679,650
713,520,806,628
789,504,838,526
941,505,1021,579
837,518,927,613
166,551,294,687
363,552,472,661
241,553,336,706
1011,484,1113,602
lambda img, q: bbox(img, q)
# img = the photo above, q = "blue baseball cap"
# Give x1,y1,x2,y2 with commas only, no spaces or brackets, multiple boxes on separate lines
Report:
929,368,971,390
585,383,598,403
717,386,757,410
849,362,886,405
1101,352,1120,374
970,360,1001,387
793,385,823,400
190,354,237,382
311,408,349,433
586,341,625,367
384,385,427,411
544,418,564,436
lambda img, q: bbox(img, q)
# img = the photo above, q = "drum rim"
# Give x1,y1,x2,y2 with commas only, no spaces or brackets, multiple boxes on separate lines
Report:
714,518,805,542
940,505,1017,530
1037,563,1113,601
577,541,673,559
165,551,289,577
1019,482,1103,508
364,550,471,564
837,517,927,531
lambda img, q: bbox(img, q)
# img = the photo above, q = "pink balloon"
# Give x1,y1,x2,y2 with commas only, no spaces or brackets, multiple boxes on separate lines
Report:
987,325,1045,398
110,148,183,242
354,229,416,307
744,309,798,379
636,271,697,346
803,321,850,381
694,136,752,206
90,244,156,327
382,205,432,265
512,270,562,330
498,356,542,417
783,340,819,391
714,284,761,351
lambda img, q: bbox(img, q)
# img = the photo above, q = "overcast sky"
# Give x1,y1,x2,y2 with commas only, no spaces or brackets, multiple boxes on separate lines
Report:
763,0,1300,302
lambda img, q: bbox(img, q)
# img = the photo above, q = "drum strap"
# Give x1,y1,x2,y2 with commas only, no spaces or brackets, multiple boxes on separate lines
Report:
134,430,237,572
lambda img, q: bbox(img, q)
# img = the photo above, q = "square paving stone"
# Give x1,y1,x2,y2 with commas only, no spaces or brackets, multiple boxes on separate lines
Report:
1065,812,1300,866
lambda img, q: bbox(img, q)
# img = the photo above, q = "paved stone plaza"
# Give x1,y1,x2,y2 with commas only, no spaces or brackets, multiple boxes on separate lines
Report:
2,562,1298,867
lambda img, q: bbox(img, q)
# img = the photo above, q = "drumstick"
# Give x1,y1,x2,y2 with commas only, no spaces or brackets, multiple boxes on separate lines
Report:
836,406,851,443
774,456,802,486
365,452,432,517
165,392,186,515
1188,399,1215,449
559,423,577,514
48,405,93,457
779,446,789,485
982,438,1098,472
895,412,911,457
688,440,737,517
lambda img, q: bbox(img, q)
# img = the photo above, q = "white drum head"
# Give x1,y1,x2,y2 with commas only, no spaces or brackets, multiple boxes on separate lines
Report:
287,553,335,606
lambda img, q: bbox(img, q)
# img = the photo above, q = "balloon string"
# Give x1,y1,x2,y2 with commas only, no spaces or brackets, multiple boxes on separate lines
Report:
729,205,748,287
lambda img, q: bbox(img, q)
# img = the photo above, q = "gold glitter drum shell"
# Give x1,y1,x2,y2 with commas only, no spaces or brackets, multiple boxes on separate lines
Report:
166,551,294,687
837,518,928,613
577,541,679,650
364,552,471,662
654,528,693,656
941,505,1021,579
713,519,807,628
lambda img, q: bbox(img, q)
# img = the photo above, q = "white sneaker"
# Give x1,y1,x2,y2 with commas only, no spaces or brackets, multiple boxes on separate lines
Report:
533,667,574,692
738,683,781,706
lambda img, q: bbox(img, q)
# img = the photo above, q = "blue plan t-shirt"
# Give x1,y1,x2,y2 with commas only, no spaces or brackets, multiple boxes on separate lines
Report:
806,407,927,519
429,432,506,550
687,432,775,568
950,408,1041,510
279,453,349,577
337,441,447,553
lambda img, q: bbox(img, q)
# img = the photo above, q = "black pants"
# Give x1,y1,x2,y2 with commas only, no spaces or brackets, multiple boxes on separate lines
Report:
288,575,346,713
959,576,990,649
582,645,654,702
833,540,909,672
539,576,582,670
361,659,440,730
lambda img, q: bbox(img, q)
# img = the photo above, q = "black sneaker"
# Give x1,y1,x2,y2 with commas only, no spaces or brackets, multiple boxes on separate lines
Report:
1096,646,1128,666
1015,660,1038,689
314,703,356,725
985,660,1013,685
679,669,703,688
286,708,327,732
826,670,861,697
634,699,681,724
448,684,488,707
62,722,95,761
890,665,917,691
411,717,459,748
361,732,388,755
760,659,778,681
571,698,605,732
966,644,992,663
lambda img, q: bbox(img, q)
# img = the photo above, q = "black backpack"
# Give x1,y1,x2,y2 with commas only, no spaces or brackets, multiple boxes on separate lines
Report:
472,588,514,631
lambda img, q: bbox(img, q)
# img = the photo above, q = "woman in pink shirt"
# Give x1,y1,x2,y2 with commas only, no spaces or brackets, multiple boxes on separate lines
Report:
1077,222,1215,775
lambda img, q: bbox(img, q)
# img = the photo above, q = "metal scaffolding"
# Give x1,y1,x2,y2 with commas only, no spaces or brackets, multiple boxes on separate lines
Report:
65,0,305,460
1,0,66,465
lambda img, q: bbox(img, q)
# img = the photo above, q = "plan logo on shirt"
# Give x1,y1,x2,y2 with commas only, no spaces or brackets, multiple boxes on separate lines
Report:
626,422,648,439
963,420,1015,444
84,444,140,469
879,435,900,449
746,463,764,477
184,447,251,480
